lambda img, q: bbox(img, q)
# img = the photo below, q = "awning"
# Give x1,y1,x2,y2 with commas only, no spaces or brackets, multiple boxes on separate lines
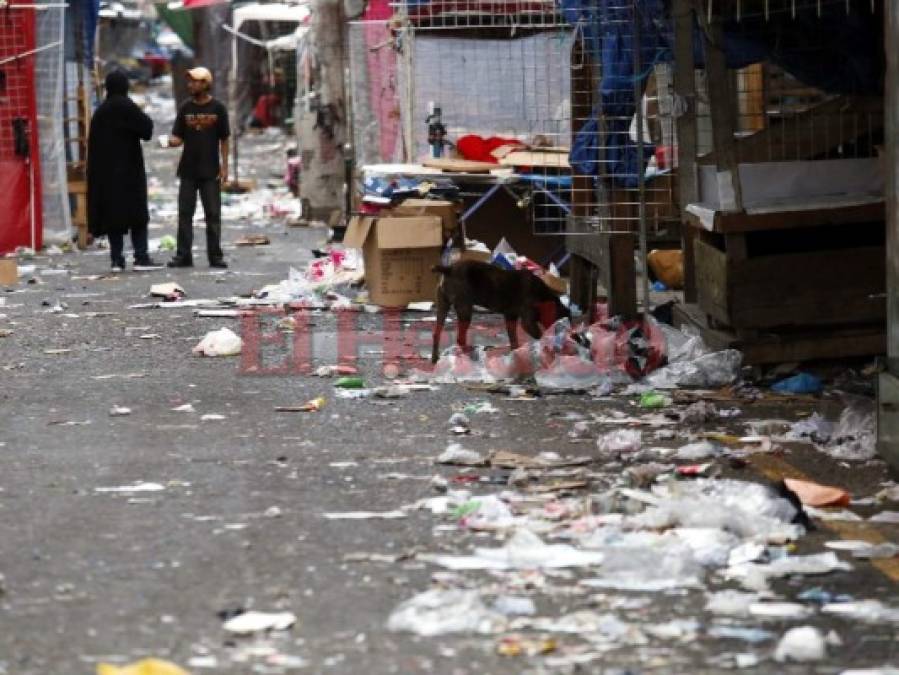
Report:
166,0,228,9
154,2,194,48
232,2,311,31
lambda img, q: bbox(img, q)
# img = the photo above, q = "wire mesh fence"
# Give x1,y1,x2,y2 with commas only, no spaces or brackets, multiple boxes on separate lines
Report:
35,0,70,243
348,0,882,242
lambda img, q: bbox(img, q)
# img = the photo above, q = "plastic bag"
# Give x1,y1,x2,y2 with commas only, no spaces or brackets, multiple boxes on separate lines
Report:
597,429,642,453
387,589,507,636
423,529,605,570
433,346,499,383
645,349,743,389
772,372,823,395
630,479,803,543
192,327,242,357
580,536,703,592
674,441,723,461
774,626,826,663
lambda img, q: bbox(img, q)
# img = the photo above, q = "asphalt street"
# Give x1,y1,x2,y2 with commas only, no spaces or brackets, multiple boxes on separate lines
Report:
0,82,897,675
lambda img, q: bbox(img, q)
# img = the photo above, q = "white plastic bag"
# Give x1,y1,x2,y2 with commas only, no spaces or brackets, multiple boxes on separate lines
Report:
192,327,242,357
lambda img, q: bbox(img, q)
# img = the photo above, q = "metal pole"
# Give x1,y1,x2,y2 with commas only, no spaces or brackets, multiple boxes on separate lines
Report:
887,0,899,371
633,3,650,317
28,157,35,250
230,31,239,187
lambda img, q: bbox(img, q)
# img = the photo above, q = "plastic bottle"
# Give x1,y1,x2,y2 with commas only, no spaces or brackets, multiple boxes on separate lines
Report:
335,376,365,389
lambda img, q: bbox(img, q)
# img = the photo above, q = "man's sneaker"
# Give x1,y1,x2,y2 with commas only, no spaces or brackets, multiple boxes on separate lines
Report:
167,257,193,268
209,259,228,269
134,256,162,270
111,258,126,272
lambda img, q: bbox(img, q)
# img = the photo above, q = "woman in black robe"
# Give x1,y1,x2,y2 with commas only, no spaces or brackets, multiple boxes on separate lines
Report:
87,70,156,270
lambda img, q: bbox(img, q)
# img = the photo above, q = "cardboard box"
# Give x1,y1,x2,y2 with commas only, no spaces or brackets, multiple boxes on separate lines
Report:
0,259,17,286
388,199,458,236
345,215,443,307
449,247,492,264
540,272,568,295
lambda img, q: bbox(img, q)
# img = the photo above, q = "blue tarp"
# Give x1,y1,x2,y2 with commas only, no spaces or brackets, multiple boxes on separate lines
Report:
564,1,884,186
65,0,100,66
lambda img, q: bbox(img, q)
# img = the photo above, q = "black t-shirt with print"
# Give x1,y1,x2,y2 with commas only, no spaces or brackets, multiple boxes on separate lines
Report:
172,98,230,180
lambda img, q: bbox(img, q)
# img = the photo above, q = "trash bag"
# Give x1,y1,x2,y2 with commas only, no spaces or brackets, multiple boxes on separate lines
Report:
192,327,243,357
387,589,507,636
644,349,743,389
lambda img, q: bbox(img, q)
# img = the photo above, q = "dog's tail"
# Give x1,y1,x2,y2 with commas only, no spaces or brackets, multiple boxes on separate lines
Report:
432,264,453,275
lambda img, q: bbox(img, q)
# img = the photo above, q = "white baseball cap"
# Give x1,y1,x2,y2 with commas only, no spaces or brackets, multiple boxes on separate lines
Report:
186,66,213,83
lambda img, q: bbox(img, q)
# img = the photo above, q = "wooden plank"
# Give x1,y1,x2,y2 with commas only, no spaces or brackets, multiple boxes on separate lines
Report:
682,225,698,303
694,238,886,329
566,31,600,311
673,302,886,364
609,233,638,318
694,238,731,326
697,6,743,212
742,329,885,364
737,64,765,133
674,0,698,302
421,158,496,173
568,254,596,320
698,96,883,166
68,178,88,250
499,151,570,169
686,201,885,234
727,246,885,327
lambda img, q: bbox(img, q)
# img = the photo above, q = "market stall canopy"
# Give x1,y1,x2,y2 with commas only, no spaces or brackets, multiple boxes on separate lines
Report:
264,25,308,51
232,2,311,31
154,2,194,47
165,0,228,9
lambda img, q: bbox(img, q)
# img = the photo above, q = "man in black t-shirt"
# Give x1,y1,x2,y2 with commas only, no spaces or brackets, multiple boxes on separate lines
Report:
163,66,230,268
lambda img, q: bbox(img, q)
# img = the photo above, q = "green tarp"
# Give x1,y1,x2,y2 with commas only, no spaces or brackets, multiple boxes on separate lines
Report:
155,3,195,49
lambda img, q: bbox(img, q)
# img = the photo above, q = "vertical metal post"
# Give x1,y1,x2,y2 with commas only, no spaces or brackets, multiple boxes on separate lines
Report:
633,3,650,316
877,0,899,472
229,31,239,187
887,1,899,370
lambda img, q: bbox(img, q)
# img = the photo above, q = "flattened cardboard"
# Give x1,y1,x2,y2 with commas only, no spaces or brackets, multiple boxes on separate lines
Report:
421,157,495,173
450,248,491,264
0,259,17,286
343,216,375,248
540,273,567,295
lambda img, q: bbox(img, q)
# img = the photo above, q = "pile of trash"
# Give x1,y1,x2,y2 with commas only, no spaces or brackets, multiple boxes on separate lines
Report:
252,248,365,308
332,446,896,669
322,443,899,670
432,315,743,394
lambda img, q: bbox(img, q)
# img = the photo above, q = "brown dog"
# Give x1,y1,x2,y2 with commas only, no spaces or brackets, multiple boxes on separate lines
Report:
431,260,569,363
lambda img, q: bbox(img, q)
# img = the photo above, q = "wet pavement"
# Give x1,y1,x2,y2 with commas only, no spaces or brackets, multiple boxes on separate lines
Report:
0,81,897,674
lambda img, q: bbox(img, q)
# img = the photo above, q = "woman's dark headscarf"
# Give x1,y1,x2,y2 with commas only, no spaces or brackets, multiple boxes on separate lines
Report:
105,70,129,97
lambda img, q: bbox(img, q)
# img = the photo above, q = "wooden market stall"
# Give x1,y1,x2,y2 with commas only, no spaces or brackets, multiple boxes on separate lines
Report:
671,0,886,363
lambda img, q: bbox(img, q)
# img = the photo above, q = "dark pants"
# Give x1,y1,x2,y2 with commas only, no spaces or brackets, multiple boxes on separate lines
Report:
177,177,223,262
109,225,148,264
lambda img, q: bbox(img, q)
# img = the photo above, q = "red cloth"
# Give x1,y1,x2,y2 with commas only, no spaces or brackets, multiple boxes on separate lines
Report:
455,134,523,164
252,94,281,127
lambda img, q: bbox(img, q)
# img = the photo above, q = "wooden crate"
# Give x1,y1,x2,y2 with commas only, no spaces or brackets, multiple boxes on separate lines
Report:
674,302,885,365
694,235,885,330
